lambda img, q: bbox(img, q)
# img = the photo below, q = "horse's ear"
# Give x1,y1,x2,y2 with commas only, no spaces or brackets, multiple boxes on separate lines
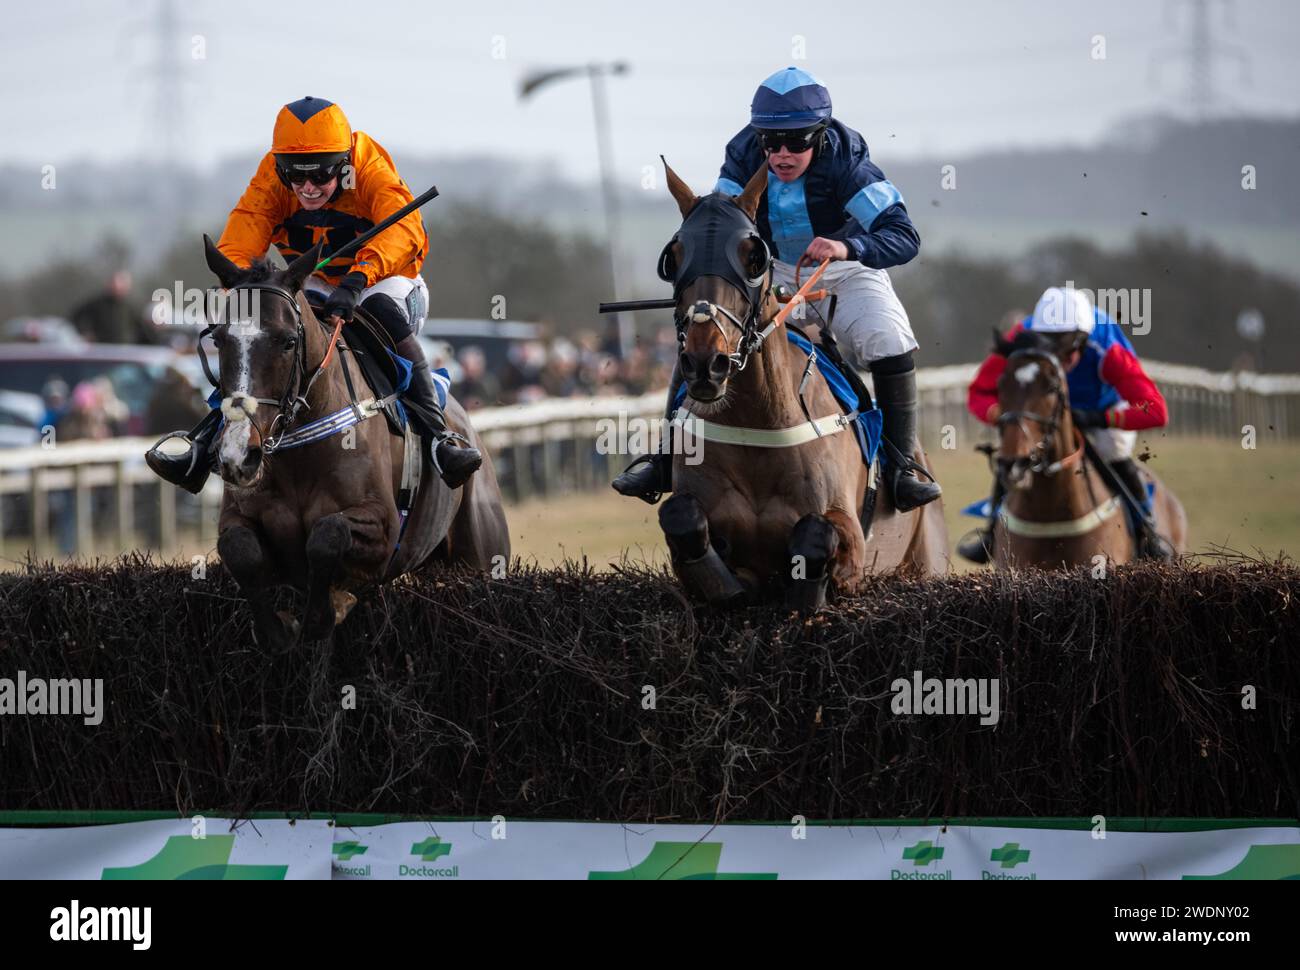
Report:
735,164,768,221
282,242,326,293
203,234,245,290
661,156,697,218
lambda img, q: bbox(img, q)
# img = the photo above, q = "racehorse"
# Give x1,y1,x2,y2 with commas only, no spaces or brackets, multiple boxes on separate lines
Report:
993,345,1186,568
202,238,510,648
654,161,949,608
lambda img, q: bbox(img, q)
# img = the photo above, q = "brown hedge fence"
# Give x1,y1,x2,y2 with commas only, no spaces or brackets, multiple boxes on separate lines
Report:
0,555,1297,821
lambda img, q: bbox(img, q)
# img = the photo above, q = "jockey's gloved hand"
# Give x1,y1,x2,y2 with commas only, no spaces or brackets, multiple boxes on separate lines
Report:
323,272,368,322
1071,408,1108,429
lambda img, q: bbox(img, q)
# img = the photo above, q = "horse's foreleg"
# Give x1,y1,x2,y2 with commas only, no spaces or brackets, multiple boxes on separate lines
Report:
218,523,299,652
786,513,842,612
301,512,357,641
302,506,392,640
659,493,746,606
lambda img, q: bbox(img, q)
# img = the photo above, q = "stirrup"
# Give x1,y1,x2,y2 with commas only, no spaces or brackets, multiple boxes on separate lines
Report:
145,429,213,494
430,431,481,489
612,454,667,506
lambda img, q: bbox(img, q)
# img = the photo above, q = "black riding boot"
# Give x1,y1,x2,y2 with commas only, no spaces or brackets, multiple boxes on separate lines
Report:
957,475,1005,564
144,407,222,494
393,334,482,489
1111,457,1171,560
612,366,683,505
870,353,942,513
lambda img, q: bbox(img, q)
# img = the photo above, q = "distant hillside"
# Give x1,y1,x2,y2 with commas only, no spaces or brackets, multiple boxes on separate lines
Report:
2,113,1295,280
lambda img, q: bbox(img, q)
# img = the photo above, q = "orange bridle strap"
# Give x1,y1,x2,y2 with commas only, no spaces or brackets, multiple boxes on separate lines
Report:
320,316,345,370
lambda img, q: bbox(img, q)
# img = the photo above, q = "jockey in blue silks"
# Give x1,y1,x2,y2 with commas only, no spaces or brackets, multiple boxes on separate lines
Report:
614,67,941,512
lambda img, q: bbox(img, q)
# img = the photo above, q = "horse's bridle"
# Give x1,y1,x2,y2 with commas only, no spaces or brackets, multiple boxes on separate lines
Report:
994,349,1083,480
198,282,335,455
658,194,775,373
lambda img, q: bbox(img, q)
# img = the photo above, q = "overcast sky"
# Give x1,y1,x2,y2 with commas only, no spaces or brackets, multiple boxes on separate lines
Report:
3,0,1297,189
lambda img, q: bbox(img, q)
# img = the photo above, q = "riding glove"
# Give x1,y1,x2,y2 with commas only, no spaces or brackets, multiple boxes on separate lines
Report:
323,271,368,321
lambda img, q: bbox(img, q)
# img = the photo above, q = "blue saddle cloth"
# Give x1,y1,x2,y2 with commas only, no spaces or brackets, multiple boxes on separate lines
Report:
673,329,883,467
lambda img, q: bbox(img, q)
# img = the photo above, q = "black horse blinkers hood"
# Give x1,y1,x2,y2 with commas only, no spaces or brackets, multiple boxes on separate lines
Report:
657,194,771,314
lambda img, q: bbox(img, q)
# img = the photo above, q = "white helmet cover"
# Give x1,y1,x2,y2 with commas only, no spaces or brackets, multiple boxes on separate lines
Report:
1032,286,1095,334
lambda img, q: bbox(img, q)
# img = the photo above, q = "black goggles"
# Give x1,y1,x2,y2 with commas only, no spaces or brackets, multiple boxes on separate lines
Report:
756,126,823,154
277,162,344,186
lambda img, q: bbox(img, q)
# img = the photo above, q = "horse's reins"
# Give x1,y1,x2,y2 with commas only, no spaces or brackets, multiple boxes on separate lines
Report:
995,352,1083,480
204,284,347,455
994,349,1127,540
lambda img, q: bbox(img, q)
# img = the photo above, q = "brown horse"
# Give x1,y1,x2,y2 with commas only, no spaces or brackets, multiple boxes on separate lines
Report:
993,346,1186,568
655,162,949,608
202,240,510,649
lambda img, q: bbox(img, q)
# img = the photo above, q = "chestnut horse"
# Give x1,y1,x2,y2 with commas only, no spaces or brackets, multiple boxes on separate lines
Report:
655,162,949,608
993,346,1186,568
202,239,509,648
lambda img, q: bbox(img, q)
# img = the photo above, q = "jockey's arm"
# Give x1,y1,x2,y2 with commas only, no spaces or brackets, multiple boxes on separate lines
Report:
968,351,1007,424
217,153,287,268
967,324,1023,424
351,162,426,286
837,154,919,269
1099,345,1168,430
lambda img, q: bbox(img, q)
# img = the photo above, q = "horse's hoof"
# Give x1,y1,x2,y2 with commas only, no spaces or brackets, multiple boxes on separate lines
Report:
332,590,358,625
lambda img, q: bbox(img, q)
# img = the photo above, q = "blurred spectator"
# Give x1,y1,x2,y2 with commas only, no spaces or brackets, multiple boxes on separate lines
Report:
539,339,580,398
454,329,678,409
56,382,112,442
70,270,158,345
145,367,208,437
456,346,500,410
40,378,69,434
93,377,130,436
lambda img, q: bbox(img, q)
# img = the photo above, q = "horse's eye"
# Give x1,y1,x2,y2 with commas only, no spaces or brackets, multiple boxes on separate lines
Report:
282,336,297,352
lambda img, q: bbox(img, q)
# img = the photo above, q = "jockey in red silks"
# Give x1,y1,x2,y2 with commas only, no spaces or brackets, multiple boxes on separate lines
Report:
958,285,1171,563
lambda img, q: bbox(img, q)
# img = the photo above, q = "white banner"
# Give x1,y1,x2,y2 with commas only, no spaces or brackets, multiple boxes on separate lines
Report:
0,819,1295,880
327,821,1300,881
0,818,333,880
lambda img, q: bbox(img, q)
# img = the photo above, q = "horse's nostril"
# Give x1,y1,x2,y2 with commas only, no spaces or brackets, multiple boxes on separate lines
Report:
679,353,698,379
708,353,730,379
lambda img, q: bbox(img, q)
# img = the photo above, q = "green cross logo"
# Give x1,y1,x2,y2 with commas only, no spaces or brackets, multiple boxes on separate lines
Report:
990,842,1031,869
902,840,945,866
410,837,452,862
333,841,368,862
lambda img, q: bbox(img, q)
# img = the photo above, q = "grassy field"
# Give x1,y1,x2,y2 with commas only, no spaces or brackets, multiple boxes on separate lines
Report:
506,435,1300,570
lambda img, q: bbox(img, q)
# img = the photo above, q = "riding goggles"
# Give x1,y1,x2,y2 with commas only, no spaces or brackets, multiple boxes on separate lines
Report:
756,125,825,154
277,162,345,186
